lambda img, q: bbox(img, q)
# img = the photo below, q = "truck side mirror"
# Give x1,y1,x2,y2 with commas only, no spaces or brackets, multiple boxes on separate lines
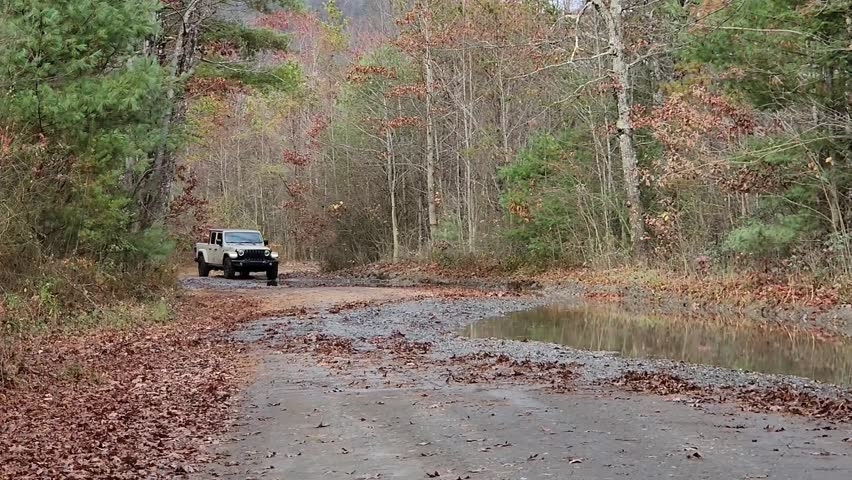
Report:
264,240,269,246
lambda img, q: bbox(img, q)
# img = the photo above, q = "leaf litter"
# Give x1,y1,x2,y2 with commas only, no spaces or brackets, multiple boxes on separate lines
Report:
0,295,278,478
617,371,852,423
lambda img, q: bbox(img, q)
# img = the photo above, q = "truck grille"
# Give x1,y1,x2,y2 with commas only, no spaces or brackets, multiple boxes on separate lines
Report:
242,249,267,259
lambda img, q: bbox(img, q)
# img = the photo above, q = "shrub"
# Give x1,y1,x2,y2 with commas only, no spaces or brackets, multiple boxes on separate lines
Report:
724,215,816,259
499,130,627,267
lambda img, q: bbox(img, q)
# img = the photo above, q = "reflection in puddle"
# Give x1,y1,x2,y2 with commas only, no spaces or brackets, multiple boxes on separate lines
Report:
464,304,852,386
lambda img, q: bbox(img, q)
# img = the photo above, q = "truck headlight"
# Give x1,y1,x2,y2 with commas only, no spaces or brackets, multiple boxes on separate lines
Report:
237,249,245,257
264,250,271,257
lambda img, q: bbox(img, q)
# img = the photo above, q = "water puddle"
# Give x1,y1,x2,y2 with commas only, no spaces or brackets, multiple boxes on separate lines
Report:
464,303,852,386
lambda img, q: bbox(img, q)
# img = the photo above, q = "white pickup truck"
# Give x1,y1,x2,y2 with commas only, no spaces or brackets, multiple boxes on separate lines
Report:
194,229,279,279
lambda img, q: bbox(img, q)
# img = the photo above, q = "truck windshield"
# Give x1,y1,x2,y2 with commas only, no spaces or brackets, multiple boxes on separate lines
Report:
224,232,263,244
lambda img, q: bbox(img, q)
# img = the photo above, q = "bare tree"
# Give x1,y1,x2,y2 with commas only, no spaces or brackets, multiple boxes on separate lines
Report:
419,1,439,248
589,0,646,259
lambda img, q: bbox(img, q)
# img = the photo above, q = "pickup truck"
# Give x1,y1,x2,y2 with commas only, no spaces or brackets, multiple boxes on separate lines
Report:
194,229,279,279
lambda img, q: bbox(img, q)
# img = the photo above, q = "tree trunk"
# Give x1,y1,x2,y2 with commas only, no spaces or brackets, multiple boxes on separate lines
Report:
421,2,438,248
464,49,476,253
496,50,511,165
140,0,203,228
593,0,647,259
383,97,400,262
388,145,400,263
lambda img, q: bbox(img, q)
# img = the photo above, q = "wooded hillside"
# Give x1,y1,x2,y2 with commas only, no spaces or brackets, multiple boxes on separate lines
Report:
1,0,850,331
184,0,851,276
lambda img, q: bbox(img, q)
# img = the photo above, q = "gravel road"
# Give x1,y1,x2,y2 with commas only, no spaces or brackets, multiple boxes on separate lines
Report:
188,276,852,479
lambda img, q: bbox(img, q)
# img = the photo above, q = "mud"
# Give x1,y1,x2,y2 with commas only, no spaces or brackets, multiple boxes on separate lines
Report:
182,267,852,336
245,297,852,398
182,269,540,292
464,303,852,386
203,357,852,480
183,274,852,479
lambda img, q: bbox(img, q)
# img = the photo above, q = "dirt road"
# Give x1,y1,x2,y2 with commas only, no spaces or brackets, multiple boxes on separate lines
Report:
189,273,852,480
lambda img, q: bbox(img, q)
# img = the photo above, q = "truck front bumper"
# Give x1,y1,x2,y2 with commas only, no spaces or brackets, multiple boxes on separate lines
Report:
231,259,279,269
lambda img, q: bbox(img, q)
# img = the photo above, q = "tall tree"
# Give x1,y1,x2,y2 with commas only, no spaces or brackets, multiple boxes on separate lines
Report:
420,1,439,248
589,0,647,259
0,0,170,263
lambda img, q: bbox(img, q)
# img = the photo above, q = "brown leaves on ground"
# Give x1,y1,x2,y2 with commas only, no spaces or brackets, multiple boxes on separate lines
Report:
446,352,578,393
279,332,356,356
369,332,433,359
0,295,269,479
617,371,852,423
617,371,703,396
317,287,510,315
339,260,513,285
327,301,375,314
274,331,578,392
734,385,852,422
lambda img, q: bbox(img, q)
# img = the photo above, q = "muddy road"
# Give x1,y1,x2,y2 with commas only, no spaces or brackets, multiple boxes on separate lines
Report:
188,272,852,480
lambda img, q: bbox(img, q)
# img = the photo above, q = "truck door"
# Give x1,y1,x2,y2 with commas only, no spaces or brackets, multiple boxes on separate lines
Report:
212,231,223,265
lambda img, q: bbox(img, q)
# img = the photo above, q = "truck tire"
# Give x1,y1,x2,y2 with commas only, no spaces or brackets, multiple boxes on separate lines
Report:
223,257,236,279
266,264,278,280
197,254,210,277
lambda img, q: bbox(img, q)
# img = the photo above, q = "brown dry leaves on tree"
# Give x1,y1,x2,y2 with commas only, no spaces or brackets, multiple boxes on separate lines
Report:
0,296,270,479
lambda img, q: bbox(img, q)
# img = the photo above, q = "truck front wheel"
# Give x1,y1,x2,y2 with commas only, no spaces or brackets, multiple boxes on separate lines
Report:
266,264,278,280
223,257,236,279
197,254,210,277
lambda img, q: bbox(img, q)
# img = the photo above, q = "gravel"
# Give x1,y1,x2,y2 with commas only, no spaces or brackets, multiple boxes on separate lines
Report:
241,296,852,399
181,271,539,291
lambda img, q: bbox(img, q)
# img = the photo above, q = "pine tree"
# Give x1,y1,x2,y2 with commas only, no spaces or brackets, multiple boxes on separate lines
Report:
0,0,170,261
